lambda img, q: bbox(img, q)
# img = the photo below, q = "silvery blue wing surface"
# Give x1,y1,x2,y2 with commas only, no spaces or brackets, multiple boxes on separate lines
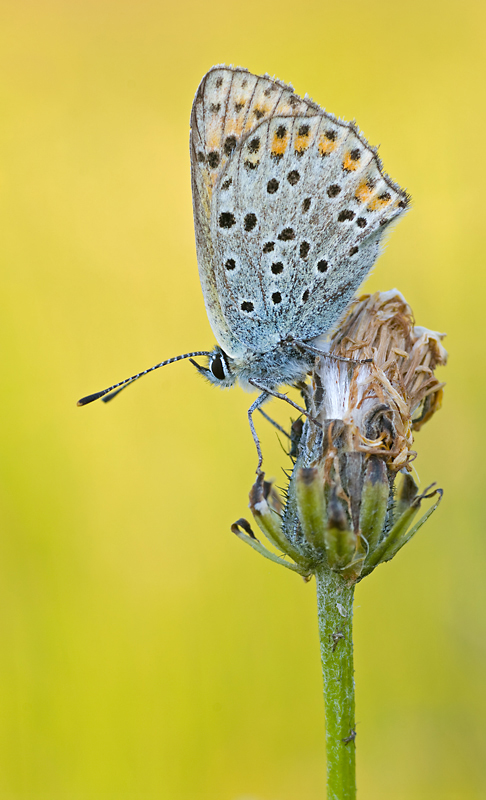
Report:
190,66,409,364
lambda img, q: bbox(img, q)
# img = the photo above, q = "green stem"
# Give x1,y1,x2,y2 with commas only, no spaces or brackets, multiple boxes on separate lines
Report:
315,566,356,800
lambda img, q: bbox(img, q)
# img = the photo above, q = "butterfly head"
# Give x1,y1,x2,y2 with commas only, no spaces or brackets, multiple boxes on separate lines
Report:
190,347,237,388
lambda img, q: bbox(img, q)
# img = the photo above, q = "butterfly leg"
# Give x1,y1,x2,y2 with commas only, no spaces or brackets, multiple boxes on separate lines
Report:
248,392,269,473
249,385,321,472
249,381,322,428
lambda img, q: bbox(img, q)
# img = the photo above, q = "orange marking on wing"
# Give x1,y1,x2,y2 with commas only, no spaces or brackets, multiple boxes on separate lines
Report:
342,151,360,171
318,136,337,157
354,181,375,203
272,131,289,156
207,128,222,151
226,118,245,137
368,192,392,211
294,135,309,153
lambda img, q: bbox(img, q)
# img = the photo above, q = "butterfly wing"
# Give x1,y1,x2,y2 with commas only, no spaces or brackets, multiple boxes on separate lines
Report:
190,65,318,357
191,66,410,356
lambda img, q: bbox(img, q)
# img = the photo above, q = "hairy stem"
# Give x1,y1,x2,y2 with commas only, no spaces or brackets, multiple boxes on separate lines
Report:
315,566,356,800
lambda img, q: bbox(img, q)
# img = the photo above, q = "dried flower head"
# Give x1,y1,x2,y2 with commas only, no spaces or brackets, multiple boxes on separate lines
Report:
233,291,447,583
309,290,447,471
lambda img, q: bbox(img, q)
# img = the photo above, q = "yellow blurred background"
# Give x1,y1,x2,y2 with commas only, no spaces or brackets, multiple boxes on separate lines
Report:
0,0,484,797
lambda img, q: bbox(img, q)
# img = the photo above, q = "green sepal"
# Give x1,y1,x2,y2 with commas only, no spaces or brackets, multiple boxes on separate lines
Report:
231,519,310,576
393,471,419,523
325,489,357,569
359,457,389,555
249,474,309,567
362,485,442,576
295,466,327,553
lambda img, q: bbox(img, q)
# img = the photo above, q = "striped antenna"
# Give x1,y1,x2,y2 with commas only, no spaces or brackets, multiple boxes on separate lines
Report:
77,350,212,407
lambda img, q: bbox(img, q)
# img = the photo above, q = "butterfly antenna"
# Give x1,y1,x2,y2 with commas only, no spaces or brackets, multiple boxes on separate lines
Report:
77,351,211,407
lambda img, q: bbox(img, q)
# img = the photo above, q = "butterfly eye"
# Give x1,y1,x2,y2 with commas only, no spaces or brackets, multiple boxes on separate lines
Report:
210,354,226,380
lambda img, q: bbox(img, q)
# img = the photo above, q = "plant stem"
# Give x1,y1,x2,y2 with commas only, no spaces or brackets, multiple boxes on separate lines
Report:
315,565,356,800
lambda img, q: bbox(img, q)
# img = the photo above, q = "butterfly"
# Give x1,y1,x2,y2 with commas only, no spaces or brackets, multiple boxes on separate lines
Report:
78,65,409,470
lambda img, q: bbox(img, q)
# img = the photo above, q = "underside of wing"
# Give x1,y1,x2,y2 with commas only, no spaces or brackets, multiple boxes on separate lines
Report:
190,66,321,201
210,111,409,353
190,66,322,355
190,66,410,356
